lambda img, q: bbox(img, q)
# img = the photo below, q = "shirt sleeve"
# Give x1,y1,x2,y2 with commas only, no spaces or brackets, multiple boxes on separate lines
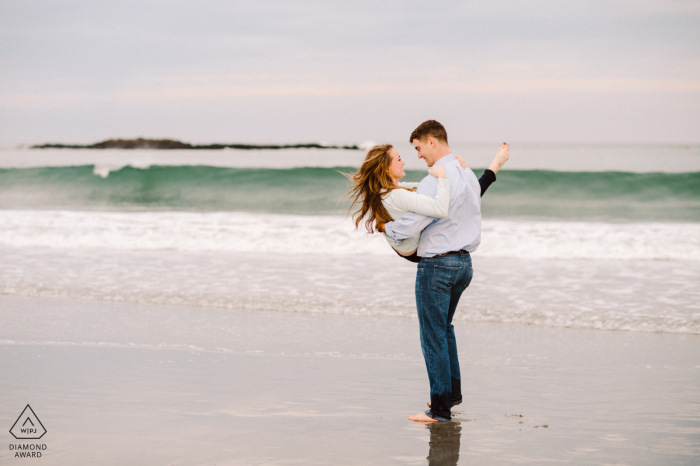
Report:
397,181,421,189
384,176,439,241
390,178,451,218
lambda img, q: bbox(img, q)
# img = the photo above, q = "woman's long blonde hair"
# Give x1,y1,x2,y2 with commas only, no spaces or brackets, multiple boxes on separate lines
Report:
342,144,415,234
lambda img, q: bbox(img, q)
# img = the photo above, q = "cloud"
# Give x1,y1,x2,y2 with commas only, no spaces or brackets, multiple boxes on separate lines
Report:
3,75,699,110
1,0,698,141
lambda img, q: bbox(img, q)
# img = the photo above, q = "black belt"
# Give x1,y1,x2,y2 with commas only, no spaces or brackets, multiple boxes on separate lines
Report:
393,248,469,263
433,250,470,258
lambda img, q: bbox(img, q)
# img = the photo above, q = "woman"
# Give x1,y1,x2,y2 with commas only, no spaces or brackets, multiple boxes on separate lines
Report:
345,143,509,262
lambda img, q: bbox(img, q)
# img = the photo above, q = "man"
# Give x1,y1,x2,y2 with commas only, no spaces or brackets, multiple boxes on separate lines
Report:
380,120,504,423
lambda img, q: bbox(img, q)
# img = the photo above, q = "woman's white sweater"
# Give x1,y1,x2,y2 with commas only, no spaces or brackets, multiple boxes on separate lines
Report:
381,177,452,254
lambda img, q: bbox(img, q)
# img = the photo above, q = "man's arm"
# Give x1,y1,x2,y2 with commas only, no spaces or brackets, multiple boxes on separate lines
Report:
382,175,438,241
384,211,436,241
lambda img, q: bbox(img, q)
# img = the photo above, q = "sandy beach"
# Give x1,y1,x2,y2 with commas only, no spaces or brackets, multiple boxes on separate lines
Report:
1,295,699,465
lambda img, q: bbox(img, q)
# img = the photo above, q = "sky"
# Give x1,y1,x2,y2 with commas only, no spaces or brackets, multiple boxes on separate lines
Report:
1,0,699,144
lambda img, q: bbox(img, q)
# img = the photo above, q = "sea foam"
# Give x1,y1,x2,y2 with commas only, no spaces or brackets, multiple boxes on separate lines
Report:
0,210,698,261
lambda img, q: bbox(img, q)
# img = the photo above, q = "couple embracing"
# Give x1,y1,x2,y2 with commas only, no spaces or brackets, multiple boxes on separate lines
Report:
345,120,509,423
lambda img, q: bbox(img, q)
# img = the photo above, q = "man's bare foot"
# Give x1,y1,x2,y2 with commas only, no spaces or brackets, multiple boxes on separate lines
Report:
408,412,439,423
427,401,461,408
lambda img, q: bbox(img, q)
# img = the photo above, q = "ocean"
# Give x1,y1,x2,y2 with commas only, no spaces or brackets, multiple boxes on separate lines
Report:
1,143,699,334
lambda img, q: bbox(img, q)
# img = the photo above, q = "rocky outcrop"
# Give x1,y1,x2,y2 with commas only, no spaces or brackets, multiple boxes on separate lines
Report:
31,138,361,150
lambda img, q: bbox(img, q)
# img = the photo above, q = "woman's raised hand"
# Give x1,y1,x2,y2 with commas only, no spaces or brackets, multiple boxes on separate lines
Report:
455,155,468,169
428,165,446,178
488,143,510,174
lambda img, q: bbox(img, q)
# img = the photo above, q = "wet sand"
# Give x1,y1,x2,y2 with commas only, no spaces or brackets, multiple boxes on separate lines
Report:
1,295,699,465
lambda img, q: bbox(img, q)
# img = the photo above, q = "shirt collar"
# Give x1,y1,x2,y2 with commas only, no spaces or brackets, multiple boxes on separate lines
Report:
433,154,454,167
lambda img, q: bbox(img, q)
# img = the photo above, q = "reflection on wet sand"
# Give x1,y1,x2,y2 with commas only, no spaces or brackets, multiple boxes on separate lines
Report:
426,421,462,465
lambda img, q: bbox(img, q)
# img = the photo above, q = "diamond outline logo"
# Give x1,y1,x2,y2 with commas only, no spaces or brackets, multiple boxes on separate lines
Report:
10,405,47,440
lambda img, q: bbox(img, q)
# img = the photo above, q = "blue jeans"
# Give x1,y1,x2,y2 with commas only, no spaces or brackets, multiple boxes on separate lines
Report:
415,252,473,422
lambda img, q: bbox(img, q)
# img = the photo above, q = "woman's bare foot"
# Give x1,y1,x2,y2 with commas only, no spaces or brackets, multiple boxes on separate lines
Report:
408,412,440,423
488,143,510,174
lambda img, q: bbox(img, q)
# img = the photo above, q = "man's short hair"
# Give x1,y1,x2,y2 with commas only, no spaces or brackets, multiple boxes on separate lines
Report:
409,120,448,145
